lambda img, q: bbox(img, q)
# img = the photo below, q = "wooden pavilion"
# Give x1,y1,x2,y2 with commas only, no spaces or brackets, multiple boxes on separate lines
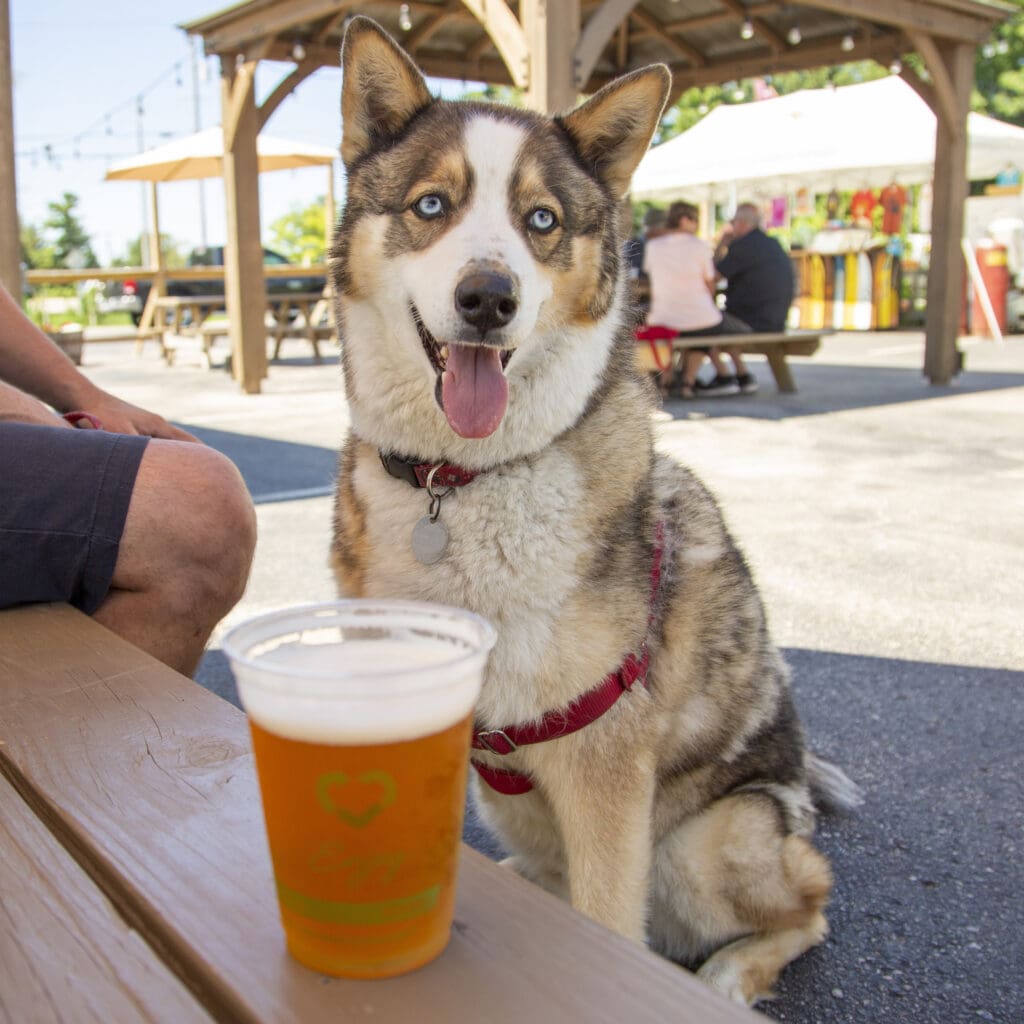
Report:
180,0,1013,393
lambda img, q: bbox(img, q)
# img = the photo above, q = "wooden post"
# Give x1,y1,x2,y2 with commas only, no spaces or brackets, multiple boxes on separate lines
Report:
221,56,267,394
0,0,22,298
521,0,580,114
922,39,974,386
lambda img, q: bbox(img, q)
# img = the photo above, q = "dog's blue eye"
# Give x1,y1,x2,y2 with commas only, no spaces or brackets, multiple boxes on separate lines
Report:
413,194,445,219
528,208,557,233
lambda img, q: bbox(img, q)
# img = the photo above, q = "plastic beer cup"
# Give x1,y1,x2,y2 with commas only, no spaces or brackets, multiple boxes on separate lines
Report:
223,600,496,978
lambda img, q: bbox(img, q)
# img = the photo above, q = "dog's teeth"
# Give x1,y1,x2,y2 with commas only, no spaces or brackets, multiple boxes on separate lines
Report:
441,345,449,361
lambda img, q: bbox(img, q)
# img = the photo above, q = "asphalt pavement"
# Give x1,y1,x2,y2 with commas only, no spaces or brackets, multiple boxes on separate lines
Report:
80,328,1024,1024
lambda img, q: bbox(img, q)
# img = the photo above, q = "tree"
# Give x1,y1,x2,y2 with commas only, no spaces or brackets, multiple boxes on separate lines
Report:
20,223,56,269
267,197,327,264
973,6,1024,126
42,192,97,268
112,234,187,269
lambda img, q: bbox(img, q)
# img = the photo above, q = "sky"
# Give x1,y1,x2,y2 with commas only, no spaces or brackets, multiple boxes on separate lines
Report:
11,1,413,264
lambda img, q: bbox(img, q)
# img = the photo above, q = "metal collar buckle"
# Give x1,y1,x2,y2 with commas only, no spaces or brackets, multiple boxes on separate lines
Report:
475,729,518,755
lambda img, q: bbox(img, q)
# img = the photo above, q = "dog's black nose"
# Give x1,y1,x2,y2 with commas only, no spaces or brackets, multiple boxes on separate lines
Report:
455,272,518,334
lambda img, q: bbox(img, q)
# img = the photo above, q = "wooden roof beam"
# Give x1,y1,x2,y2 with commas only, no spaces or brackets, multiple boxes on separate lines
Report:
262,38,516,86
403,2,463,54
257,58,320,132
718,0,787,53
906,27,966,133
804,0,1002,43
659,3,779,36
630,7,706,66
196,0,352,54
664,29,903,93
460,0,530,88
574,0,641,88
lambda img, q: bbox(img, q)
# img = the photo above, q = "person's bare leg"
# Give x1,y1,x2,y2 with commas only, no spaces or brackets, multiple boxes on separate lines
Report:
709,347,732,377
726,347,750,377
93,440,256,676
681,350,706,386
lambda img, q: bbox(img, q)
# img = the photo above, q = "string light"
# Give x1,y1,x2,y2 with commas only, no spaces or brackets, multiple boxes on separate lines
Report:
787,24,802,46
841,34,855,52
399,3,413,31
889,58,903,75
740,17,754,40
291,40,306,61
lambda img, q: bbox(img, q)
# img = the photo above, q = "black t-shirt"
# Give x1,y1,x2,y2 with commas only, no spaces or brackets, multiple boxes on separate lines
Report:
715,228,795,332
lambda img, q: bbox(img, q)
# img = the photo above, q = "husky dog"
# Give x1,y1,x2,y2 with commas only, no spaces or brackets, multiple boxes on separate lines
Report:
330,17,858,1005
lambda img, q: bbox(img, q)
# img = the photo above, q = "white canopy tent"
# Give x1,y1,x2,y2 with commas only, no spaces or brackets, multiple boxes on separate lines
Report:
632,76,1024,204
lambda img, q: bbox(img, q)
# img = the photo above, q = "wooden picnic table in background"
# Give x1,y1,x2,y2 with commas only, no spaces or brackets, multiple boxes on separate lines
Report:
152,291,334,369
0,603,763,1024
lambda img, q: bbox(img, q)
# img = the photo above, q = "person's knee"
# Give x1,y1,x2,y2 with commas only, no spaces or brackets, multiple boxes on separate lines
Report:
116,440,256,619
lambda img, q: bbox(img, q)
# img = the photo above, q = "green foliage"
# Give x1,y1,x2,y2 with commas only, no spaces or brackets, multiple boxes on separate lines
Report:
42,192,97,268
459,84,524,106
974,5,1024,125
112,234,187,269
268,197,328,264
20,223,56,269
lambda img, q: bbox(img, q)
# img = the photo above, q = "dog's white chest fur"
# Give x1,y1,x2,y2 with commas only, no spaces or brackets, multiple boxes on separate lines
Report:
354,447,587,725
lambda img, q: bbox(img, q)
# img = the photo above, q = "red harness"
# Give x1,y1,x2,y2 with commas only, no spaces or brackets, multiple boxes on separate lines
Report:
473,521,666,795
378,451,667,797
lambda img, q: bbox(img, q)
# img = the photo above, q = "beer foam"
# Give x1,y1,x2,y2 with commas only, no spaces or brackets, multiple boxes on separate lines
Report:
231,635,485,745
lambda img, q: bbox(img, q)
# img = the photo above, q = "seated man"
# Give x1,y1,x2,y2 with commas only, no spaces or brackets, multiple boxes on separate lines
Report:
0,283,256,677
713,202,796,389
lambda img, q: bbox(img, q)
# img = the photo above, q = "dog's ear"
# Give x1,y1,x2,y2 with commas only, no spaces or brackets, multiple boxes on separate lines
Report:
340,16,433,167
558,65,671,199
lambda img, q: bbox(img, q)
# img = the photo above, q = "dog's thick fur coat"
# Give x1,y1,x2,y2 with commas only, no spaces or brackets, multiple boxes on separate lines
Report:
329,18,855,1005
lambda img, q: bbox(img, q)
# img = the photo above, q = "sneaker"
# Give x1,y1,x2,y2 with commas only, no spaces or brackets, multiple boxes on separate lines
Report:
736,372,759,395
694,374,740,397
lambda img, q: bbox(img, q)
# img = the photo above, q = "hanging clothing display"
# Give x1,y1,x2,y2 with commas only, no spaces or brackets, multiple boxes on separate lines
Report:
850,189,878,226
879,182,908,234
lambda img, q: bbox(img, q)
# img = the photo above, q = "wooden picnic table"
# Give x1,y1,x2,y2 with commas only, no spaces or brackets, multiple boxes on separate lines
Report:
153,292,334,369
0,603,763,1024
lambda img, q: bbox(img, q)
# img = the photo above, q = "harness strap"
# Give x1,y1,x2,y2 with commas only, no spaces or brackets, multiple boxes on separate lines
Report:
472,522,666,795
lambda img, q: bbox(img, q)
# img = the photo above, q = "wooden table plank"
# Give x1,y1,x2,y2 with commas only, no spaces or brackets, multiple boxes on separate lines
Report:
0,604,762,1023
0,772,213,1024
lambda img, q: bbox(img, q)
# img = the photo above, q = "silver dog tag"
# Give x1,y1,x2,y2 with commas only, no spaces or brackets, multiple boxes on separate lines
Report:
412,515,449,564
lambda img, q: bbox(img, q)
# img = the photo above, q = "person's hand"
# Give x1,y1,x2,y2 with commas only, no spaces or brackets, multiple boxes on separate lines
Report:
80,392,199,441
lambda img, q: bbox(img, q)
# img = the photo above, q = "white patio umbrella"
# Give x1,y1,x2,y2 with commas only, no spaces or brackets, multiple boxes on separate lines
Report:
104,126,337,182
104,126,338,289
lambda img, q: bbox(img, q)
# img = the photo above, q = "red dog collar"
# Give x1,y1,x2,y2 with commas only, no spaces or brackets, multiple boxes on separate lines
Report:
472,522,666,795
379,451,478,489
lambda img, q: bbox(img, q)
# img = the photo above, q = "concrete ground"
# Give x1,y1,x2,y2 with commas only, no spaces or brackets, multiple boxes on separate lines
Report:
77,329,1023,1024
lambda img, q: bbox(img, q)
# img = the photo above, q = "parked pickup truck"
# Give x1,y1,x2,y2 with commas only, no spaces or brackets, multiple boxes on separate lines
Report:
100,246,327,324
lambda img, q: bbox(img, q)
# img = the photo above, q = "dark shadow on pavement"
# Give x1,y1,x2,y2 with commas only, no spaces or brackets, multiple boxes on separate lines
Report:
181,425,337,504
195,644,1022,1024
658,361,1024,422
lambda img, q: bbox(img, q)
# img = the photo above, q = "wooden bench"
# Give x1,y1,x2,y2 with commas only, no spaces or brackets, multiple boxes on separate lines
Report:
672,330,824,393
0,603,761,1024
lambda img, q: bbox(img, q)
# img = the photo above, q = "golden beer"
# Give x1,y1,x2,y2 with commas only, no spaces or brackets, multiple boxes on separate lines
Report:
223,601,495,979
249,712,472,977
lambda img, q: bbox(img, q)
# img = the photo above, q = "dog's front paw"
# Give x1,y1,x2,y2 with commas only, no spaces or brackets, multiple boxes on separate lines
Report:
696,954,773,1007
498,854,527,875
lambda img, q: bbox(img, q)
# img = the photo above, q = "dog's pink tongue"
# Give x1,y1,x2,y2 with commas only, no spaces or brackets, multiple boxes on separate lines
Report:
441,344,508,438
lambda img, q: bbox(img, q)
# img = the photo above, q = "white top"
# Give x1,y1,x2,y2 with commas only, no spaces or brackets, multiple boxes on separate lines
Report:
643,231,722,332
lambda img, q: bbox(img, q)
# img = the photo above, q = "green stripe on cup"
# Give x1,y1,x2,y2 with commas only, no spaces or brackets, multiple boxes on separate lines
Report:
277,882,441,926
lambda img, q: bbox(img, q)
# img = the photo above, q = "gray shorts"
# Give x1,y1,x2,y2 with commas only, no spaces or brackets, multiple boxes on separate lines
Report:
0,424,149,614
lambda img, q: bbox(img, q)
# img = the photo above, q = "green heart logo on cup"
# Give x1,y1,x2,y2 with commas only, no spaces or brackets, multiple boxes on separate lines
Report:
315,770,398,828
